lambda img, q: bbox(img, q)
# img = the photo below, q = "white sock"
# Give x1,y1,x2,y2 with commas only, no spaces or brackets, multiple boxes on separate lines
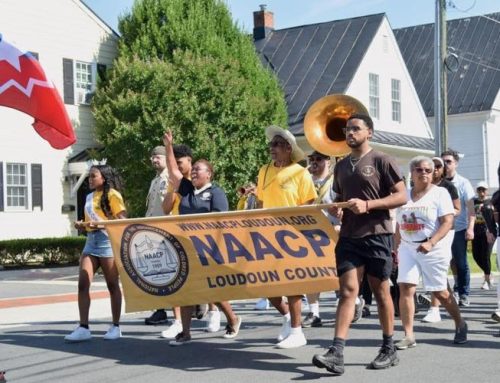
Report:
309,302,320,317
430,306,439,313
355,296,360,305
284,312,291,321
289,326,303,335
173,319,181,325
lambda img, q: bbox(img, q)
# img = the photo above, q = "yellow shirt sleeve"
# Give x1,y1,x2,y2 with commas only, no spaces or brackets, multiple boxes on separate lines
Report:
108,189,126,217
298,170,317,205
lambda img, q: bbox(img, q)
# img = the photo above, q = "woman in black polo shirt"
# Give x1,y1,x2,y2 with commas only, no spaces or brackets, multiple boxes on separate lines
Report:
162,130,242,346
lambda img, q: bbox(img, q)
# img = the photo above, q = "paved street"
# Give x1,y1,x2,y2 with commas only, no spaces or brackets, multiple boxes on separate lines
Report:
0,266,499,382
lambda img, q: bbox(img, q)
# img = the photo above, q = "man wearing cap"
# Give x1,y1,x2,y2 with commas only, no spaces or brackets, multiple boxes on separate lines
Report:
441,149,475,307
312,113,407,374
144,146,170,325
255,125,317,348
302,151,339,328
472,181,496,290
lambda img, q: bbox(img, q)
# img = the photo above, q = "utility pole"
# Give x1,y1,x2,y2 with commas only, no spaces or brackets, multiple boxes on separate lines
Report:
434,0,448,155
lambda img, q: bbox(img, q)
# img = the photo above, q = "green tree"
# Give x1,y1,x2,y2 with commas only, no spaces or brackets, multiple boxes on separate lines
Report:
93,0,287,216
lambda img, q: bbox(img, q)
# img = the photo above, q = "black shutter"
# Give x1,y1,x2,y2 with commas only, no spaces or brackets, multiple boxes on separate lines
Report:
97,63,107,82
0,162,3,212
31,164,43,210
63,58,74,105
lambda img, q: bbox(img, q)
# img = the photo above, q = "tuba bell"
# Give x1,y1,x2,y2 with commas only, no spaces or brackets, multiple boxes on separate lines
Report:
304,94,368,157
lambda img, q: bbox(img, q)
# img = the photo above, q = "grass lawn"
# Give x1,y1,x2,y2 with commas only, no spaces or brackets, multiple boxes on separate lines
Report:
467,249,498,275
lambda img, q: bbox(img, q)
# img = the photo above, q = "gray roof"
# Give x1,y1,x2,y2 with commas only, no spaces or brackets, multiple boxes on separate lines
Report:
255,13,385,136
394,13,500,116
373,131,434,151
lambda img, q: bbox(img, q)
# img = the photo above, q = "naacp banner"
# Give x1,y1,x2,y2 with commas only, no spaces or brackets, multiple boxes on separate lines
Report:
102,205,339,312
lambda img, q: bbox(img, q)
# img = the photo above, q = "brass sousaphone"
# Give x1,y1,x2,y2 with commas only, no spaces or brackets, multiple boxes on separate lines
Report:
304,94,368,157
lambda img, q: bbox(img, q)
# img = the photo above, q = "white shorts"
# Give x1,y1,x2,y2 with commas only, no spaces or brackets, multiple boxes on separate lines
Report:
397,235,453,291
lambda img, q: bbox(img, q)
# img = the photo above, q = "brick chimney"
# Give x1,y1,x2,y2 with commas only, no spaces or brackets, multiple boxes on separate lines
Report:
253,4,274,40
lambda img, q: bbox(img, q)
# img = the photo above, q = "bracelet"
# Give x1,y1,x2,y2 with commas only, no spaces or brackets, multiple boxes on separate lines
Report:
366,200,370,214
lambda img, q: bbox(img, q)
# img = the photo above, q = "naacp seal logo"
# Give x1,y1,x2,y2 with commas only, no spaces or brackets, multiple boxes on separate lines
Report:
120,224,188,296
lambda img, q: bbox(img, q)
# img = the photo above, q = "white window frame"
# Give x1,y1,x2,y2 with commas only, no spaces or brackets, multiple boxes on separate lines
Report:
3,162,31,211
74,60,96,105
369,73,379,119
391,78,401,123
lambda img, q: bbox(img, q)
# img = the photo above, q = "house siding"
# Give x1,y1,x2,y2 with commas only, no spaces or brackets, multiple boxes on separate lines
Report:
0,0,118,240
347,18,432,139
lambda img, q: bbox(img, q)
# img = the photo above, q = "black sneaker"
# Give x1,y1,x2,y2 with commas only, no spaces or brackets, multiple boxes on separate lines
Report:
352,297,365,323
369,345,399,370
145,309,168,325
453,321,468,344
194,304,208,319
362,305,371,318
417,293,431,308
302,312,322,328
312,346,344,375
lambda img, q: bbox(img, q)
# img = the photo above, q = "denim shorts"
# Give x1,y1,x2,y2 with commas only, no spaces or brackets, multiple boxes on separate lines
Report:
82,230,113,258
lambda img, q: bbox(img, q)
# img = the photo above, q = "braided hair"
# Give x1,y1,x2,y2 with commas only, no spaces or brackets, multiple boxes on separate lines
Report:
90,165,123,219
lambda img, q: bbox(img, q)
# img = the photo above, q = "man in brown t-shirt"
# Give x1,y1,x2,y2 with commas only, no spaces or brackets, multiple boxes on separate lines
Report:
312,113,407,375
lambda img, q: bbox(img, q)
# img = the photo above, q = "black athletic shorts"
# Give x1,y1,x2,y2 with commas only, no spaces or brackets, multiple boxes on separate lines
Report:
335,234,393,280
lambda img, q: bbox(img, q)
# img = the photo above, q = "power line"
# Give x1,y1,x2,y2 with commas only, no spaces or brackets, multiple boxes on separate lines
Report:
448,0,500,26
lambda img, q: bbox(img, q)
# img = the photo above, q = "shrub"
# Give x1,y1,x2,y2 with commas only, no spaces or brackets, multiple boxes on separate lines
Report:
0,237,86,267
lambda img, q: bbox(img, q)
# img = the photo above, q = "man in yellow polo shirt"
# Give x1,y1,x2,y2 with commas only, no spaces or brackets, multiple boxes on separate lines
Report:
256,125,317,348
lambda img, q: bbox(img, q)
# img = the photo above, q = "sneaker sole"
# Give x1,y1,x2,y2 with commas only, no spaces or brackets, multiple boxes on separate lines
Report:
369,357,400,370
312,357,344,375
395,342,417,350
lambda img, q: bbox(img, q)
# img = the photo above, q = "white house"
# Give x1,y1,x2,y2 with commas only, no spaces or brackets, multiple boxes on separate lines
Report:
0,0,118,240
395,13,500,189
253,8,435,171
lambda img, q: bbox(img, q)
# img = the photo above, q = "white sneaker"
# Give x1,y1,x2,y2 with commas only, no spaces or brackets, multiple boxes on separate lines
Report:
64,326,91,342
103,325,122,340
205,310,221,332
276,331,307,349
481,281,490,290
422,308,441,323
277,315,291,341
161,321,183,339
254,298,270,310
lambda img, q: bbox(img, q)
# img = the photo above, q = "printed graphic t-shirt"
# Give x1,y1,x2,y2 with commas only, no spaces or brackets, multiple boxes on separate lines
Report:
396,185,454,242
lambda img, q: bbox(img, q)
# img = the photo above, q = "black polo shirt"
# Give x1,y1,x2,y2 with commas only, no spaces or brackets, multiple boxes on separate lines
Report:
178,178,228,215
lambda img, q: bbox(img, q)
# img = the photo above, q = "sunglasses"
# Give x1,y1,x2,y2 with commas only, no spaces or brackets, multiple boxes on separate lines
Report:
268,140,289,148
434,164,443,169
342,126,367,134
414,167,433,174
309,156,326,162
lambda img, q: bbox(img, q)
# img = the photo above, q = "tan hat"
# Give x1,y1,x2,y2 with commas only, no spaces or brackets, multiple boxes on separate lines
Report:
476,181,488,189
265,125,305,162
151,146,166,156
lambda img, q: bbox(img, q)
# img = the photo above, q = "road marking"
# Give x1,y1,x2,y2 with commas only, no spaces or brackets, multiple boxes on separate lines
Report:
0,290,110,309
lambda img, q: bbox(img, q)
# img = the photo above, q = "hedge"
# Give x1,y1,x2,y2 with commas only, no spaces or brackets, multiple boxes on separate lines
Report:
0,237,86,267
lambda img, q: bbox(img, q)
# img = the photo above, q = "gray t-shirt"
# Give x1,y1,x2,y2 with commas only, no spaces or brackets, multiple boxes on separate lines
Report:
333,149,403,238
